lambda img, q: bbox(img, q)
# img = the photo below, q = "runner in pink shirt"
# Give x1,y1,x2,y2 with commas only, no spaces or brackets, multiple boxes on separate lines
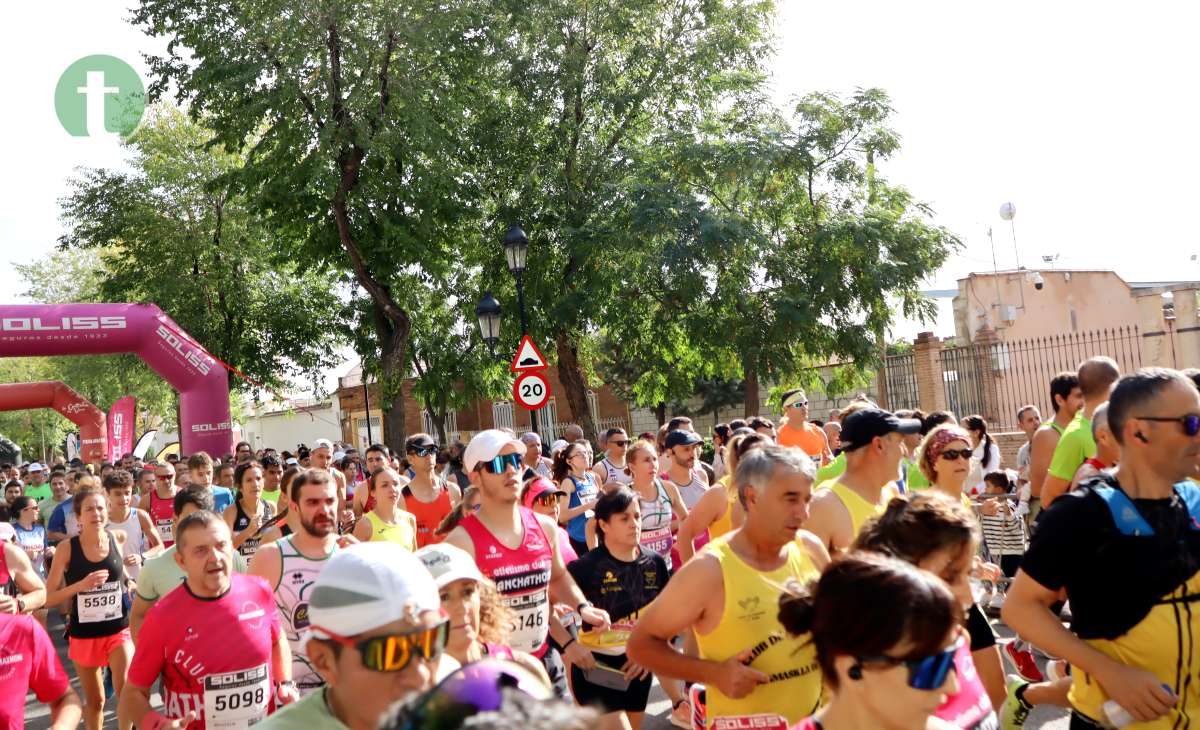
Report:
0,612,81,729
119,510,299,730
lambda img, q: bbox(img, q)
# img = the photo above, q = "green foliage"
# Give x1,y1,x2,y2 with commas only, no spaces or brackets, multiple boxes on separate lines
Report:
58,105,348,394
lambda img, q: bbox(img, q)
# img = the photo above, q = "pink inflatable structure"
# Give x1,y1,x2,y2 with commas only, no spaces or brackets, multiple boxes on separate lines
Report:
0,381,107,464
0,304,232,458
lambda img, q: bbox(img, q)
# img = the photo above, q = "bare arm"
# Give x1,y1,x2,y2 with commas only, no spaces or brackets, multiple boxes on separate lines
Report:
352,514,374,543
3,542,46,612
271,628,293,681
796,529,831,572
677,487,723,564
48,685,83,730
804,490,850,554
130,595,153,643
1041,474,1072,507
1028,428,1058,500
138,510,163,557
558,479,591,522
661,479,689,527
118,682,155,730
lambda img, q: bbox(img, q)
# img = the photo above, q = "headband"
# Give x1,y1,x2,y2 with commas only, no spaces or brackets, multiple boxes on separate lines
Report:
921,425,973,476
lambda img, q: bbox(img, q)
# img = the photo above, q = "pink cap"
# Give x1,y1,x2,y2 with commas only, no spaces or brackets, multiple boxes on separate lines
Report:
522,477,565,509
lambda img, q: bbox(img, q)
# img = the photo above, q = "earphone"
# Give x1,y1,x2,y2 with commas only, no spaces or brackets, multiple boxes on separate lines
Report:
848,665,863,680
1135,431,1149,444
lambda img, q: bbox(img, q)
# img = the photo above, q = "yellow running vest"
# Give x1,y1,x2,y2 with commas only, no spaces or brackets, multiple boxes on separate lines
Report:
828,481,891,537
708,475,738,540
696,535,822,727
365,511,416,551
1069,570,1200,728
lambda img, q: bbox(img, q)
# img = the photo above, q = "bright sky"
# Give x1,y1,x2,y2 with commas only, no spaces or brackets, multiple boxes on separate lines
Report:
3,1,1198,355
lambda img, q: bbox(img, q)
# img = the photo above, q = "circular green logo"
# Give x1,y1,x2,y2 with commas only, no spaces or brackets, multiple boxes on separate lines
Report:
55,55,145,137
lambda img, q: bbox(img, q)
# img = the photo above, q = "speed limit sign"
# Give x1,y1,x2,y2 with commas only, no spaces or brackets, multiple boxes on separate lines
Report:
513,372,551,410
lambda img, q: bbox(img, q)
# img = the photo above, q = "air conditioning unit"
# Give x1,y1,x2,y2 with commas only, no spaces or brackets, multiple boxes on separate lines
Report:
1000,305,1017,324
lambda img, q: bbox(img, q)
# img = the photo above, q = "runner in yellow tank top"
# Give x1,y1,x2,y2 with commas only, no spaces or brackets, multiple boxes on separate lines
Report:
627,446,831,728
806,408,920,554
363,511,417,550
351,468,418,551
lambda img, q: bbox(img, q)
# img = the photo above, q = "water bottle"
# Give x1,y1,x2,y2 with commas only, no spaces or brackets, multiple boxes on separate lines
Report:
1103,684,1176,728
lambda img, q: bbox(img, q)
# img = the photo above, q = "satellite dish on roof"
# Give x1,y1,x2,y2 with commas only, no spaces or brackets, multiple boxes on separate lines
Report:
999,202,1016,221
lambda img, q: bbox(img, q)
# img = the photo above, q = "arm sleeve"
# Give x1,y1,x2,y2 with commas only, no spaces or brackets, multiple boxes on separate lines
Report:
1046,431,1083,481
28,617,70,703
126,607,167,688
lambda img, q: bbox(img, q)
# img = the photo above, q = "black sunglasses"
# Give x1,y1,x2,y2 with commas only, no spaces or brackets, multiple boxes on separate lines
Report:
479,453,522,474
409,445,439,457
939,449,972,461
1135,414,1200,437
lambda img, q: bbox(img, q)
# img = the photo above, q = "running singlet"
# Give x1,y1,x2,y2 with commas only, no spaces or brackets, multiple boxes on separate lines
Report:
708,475,738,541
638,480,675,569
149,489,176,547
933,640,998,730
128,574,280,729
13,524,47,576
0,613,70,730
672,473,708,510
403,483,453,548
597,458,633,486
696,535,821,728
568,544,670,656
66,532,128,639
776,422,826,460
274,535,335,695
232,500,275,560
565,474,600,544
828,482,889,538
364,511,416,551
460,508,554,657
108,510,146,580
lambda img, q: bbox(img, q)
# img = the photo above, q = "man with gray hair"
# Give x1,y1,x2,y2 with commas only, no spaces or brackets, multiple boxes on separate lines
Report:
628,446,830,728
518,432,553,480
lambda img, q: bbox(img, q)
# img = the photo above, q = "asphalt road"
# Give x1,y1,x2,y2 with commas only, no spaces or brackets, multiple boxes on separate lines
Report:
26,608,1070,729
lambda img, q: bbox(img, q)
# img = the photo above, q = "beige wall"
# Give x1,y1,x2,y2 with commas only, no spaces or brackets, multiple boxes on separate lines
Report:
953,270,1143,343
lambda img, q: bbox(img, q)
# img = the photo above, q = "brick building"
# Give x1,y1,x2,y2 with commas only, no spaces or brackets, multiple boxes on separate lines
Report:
336,363,632,449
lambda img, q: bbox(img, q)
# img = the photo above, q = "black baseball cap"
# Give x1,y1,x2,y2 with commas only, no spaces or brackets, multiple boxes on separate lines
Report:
406,434,438,451
664,430,703,449
839,408,922,451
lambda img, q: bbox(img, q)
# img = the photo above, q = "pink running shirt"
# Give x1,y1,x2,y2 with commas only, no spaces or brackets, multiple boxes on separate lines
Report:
460,508,553,657
128,573,281,729
0,613,70,729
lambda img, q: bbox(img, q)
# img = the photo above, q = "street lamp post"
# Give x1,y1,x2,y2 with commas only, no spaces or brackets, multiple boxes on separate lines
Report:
474,225,540,435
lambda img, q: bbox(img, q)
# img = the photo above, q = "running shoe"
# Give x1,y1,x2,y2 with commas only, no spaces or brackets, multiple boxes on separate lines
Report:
1046,659,1070,682
1004,640,1045,682
669,699,692,729
1001,675,1032,729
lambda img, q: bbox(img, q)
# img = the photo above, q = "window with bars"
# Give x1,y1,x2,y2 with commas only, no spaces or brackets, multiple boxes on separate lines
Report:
542,398,558,434
421,410,459,438
492,401,514,431
355,417,381,450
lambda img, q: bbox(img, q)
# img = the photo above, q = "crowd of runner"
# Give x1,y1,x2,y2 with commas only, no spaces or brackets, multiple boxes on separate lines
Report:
2,359,1198,729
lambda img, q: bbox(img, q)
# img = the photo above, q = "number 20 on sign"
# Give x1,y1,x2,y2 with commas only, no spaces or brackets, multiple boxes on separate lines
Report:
513,371,551,410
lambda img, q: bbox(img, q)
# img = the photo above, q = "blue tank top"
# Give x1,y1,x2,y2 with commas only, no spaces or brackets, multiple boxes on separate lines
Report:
566,473,599,543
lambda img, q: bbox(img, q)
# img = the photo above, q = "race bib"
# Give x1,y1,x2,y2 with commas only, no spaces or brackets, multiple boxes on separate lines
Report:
202,664,270,729
711,714,789,730
77,581,122,623
641,526,674,558
504,589,549,654
156,519,174,544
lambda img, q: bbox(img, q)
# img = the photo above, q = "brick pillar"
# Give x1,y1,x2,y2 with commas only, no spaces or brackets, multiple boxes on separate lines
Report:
1172,288,1199,369
972,325,1003,426
913,331,947,414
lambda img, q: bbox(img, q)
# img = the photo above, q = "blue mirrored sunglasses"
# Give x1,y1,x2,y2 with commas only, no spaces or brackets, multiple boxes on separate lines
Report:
857,637,960,690
480,453,522,474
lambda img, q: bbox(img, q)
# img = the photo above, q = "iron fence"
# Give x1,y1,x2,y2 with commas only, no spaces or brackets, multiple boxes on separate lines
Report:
881,353,920,412
942,327,1143,431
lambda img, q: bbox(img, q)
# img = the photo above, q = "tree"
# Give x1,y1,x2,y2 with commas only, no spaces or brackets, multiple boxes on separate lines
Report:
677,89,960,414
475,0,776,440
58,105,347,395
132,0,498,455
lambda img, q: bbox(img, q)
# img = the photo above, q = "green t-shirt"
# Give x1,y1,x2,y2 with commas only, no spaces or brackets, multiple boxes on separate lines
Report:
1046,412,1095,482
262,488,282,505
136,544,249,602
816,452,847,483
905,460,930,490
257,688,347,730
24,483,52,502
37,496,65,526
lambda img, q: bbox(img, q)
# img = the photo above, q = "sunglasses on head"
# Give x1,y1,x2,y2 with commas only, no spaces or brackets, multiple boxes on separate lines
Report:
315,618,449,673
393,659,553,730
1135,414,1200,437
938,448,972,461
479,453,522,474
410,445,439,457
857,637,961,690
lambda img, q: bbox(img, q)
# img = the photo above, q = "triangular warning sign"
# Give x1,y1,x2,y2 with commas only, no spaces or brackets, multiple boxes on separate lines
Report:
510,335,548,373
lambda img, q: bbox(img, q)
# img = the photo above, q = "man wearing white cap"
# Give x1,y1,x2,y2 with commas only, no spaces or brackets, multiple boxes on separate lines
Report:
24,463,51,502
443,429,611,697
310,439,350,527
256,542,451,730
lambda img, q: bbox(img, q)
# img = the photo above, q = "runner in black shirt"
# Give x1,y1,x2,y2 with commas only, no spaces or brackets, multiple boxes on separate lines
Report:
566,487,671,728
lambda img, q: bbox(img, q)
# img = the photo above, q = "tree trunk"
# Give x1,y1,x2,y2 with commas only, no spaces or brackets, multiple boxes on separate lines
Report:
654,402,666,428
555,331,598,443
743,365,759,417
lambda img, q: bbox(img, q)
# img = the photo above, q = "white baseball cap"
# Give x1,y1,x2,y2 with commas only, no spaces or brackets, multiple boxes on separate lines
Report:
27,463,44,473
285,457,299,465
549,439,569,455
313,438,335,451
306,542,441,639
462,429,525,473
416,543,486,588
333,451,346,462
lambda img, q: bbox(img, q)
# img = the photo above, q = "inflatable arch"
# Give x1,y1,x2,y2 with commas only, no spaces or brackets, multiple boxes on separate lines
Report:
0,304,232,458
0,381,107,463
